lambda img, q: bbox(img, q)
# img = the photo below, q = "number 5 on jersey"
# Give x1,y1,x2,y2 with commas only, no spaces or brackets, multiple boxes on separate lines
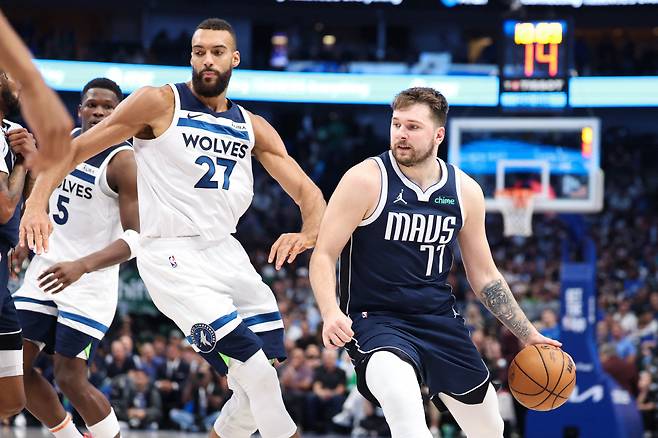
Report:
53,195,70,225
194,156,236,190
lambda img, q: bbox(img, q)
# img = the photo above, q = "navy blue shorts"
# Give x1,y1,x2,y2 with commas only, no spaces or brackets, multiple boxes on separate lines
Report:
18,310,100,361
196,322,286,375
0,243,22,349
346,311,490,407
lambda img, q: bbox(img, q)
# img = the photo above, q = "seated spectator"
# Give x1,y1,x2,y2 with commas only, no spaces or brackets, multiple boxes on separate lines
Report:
135,342,163,381
112,368,162,430
106,339,137,378
169,362,229,432
280,347,314,427
155,342,191,428
306,348,347,433
538,308,561,341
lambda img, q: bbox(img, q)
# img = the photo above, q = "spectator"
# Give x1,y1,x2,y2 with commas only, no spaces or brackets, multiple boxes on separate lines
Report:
106,339,137,378
155,343,191,427
112,368,162,430
279,347,314,427
306,349,347,433
169,363,229,432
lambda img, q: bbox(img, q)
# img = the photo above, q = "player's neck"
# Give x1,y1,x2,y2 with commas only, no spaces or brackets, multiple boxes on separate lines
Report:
188,83,229,113
397,158,441,191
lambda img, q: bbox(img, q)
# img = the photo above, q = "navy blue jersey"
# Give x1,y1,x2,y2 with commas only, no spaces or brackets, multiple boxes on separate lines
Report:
339,150,464,316
0,120,22,248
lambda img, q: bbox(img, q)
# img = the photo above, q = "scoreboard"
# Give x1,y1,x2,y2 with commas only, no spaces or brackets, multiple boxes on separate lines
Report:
500,20,572,110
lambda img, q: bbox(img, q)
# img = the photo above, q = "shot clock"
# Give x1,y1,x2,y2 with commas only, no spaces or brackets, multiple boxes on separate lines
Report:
500,20,572,110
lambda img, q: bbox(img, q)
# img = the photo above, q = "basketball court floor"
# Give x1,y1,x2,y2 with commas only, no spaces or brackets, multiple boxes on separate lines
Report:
1,428,355,438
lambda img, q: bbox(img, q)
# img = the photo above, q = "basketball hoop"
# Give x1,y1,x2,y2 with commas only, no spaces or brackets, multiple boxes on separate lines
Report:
495,188,535,237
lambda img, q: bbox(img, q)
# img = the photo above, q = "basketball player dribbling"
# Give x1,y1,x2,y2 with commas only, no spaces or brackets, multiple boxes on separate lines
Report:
21,18,325,438
14,78,138,438
0,10,72,172
310,87,560,437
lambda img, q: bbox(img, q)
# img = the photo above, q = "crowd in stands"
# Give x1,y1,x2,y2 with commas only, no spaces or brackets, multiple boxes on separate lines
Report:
9,16,658,76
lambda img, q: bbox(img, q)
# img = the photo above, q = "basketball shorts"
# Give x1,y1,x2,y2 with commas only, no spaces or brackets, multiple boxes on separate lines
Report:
137,235,285,375
0,243,23,377
13,255,117,361
345,311,491,409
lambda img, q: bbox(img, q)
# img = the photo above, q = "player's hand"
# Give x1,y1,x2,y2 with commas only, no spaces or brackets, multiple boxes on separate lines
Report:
38,261,86,294
268,232,314,270
523,331,562,348
6,128,37,163
10,245,30,277
19,202,53,255
17,81,73,173
321,309,354,350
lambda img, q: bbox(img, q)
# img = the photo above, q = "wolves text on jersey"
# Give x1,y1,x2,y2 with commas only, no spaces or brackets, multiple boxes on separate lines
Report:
182,132,249,159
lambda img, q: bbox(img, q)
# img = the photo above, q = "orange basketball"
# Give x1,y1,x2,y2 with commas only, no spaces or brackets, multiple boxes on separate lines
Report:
508,344,576,411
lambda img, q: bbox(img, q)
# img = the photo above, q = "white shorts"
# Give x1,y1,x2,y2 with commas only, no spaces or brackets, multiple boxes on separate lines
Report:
13,255,118,340
137,235,284,358
0,337,22,378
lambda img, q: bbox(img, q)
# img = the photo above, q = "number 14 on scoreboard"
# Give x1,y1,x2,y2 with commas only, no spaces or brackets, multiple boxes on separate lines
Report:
514,22,563,78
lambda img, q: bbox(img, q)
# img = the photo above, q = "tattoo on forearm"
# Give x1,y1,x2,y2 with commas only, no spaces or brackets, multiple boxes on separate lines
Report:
480,279,532,341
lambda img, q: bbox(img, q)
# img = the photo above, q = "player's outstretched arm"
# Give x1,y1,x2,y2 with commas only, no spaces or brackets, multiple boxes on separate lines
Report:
0,11,73,172
251,113,327,269
20,85,170,255
457,170,561,348
309,159,380,349
38,150,139,294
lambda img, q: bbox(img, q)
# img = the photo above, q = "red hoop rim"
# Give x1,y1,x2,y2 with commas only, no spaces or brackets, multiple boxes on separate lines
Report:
495,188,535,208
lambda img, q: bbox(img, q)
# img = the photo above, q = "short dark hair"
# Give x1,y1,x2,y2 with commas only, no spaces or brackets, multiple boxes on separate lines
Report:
197,18,237,48
81,78,123,102
391,87,449,127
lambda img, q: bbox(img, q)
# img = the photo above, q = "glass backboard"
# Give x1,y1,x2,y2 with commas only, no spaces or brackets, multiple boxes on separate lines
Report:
448,118,603,213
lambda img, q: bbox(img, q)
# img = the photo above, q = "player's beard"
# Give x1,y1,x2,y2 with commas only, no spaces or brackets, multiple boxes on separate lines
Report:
0,84,19,116
192,66,232,98
392,139,436,167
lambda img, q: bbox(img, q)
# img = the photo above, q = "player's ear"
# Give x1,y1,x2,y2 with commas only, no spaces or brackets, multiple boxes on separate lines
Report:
77,104,82,120
435,125,446,146
232,50,241,68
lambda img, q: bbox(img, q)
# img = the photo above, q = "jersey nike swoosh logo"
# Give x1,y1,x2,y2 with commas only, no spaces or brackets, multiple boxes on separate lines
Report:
187,113,205,119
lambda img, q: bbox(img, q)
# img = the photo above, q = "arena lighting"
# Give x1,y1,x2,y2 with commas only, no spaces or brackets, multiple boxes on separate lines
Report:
518,0,658,5
33,59,658,107
33,59,499,106
569,76,658,107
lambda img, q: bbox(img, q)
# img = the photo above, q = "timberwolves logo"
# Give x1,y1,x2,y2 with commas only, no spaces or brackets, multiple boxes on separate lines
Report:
190,323,216,353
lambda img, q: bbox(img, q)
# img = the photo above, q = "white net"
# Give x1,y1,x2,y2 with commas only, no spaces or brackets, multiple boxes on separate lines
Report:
496,190,535,237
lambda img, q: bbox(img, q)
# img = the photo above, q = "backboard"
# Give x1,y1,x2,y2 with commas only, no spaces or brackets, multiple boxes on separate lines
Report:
448,117,603,213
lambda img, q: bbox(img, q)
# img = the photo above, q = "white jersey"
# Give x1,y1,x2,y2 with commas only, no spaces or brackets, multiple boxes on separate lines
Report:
37,129,132,265
14,131,132,339
132,83,256,241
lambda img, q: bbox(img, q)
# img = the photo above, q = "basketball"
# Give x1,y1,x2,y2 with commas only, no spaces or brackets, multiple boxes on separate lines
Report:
508,344,576,411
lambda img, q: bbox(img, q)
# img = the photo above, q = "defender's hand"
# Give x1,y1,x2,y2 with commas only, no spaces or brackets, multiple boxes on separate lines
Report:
6,128,37,162
10,245,30,277
268,232,313,270
38,261,86,294
322,309,354,349
19,204,52,255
